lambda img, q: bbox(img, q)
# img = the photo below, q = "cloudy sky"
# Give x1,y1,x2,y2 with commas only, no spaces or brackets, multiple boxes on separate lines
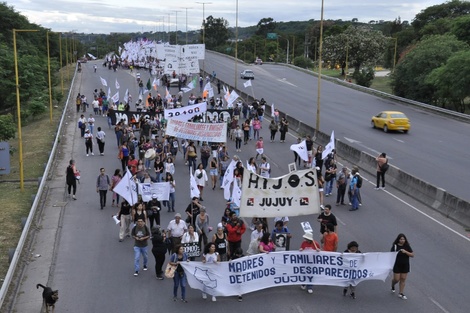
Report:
8,0,445,34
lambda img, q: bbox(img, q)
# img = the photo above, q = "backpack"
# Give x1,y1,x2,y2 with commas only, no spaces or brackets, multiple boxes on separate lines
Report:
355,175,362,188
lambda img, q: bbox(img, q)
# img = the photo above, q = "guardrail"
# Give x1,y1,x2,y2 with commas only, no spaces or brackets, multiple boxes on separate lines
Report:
0,71,77,308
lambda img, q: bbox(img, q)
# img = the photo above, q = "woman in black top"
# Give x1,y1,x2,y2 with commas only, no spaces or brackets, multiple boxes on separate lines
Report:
390,233,414,300
279,117,289,142
132,203,147,224
66,159,78,200
151,228,167,279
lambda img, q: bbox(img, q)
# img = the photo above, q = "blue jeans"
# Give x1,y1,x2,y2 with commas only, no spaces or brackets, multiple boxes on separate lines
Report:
326,178,335,195
145,158,152,170
187,156,197,172
173,272,186,299
134,246,148,272
351,190,359,210
89,124,94,135
155,172,162,182
164,192,175,211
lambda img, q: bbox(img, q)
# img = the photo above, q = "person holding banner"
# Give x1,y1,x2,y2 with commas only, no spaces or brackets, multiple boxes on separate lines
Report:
181,225,199,261
390,233,414,300
202,243,220,302
343,241,362,299
258,233,276,254
299,232,321,294
212,224,229,261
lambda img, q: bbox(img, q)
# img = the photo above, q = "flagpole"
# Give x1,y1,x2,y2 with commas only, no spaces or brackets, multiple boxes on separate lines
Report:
250,84,255,99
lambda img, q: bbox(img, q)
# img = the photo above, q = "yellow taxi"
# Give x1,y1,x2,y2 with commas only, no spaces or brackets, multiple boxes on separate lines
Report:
371,111,410,133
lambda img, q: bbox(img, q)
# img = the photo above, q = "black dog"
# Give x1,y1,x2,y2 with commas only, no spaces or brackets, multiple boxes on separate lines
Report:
37,284,59,313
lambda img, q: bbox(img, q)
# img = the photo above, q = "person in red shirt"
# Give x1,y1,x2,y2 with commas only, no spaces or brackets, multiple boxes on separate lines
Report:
321,223,338,252
225,211,246,259
127,154,138,175
299,232,321,294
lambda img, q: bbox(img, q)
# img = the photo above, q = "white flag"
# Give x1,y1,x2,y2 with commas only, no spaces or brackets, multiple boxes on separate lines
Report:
107,87,111,98
111,91,119,104
232,182,242,207
113,171,138,205
271,103,275,117
152,77,159,89
190,171,200,199
115,79,120,89
290,140,309,161
203,82,212,92
243,79,252,88
165,87,172,100
322,130,335,159
223,85,230,103
100,76,108,87
124,89,129,104
222,159,237,200
227,90,239,107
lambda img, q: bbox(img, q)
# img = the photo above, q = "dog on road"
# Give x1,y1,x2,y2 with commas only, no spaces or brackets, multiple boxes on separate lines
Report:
36,283,59,313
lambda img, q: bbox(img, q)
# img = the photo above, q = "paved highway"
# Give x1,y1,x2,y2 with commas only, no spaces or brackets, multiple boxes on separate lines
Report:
10,60,470,313
203,51,470,204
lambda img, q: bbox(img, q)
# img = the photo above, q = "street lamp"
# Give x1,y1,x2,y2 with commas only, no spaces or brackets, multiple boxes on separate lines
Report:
180,7,193,45
173,10,181,44
279,36,290,64
315,0,324,139
47,31,53,124
196,2,212,73
13,29,39,191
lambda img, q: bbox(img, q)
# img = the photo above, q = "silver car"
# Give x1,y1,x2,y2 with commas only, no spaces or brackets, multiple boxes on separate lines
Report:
240,69,254,79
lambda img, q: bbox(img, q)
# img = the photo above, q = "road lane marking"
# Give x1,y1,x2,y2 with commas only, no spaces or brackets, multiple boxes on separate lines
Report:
277,78,297,87
429,297,450,313
393,138,404,143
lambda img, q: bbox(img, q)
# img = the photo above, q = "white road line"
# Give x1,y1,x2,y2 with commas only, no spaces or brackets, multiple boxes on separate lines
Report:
296,305,306,313
429,297,451,313
277,78,297,87
393,138,404,143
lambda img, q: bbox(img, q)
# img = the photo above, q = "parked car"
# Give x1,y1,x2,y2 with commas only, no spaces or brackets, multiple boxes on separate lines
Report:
371,111,410,133
240,69,254,79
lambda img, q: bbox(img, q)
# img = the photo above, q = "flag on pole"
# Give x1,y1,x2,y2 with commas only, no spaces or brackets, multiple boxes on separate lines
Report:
124,89,129,104
223,85,230,103
111,91,119,104
115,79,120,89
165,87,172,100
203,82,212,92
243,79,252,88
290,140,309,161
152,77,159,90
113,171,138,205
107,87,111,98
232,182,242,208
100,76,108,87
146,78,151,91
190,171,200,199
227,90,239,108
322,130,335,159
222,159,237,200
271,103,275,117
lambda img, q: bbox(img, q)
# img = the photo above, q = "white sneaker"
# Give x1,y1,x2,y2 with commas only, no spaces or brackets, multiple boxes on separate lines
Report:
300,285,306,290
212,296,216,302
91,152,94,156
86,154,89,156
308,289,313,294
202,293,207,299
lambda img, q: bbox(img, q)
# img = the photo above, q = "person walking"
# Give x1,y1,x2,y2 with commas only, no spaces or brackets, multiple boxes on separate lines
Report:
195,208,211,250
255,137,264,160
202,242,220,302
164,173,176,212
375,152,388,190
132,218,150,276
279,117,289,142
390,233,414,300
194,164,208,201
299,232,321,294
87,114,95,134
321,223,338,252
167,213,187,251
318,204,338,234
96,127,106,155
343,241,362,299
146,194,161,229
212,224,229,261
119,141,130,173
117,200,132,242
209,157,218,190
110,169,122,207
336,167,349,206
151,227,167,280
78,114,86,137
234,125,243,152
66,159,78,200
268,120,278,142
225,211,246,259
84,129,94,156
169,244,189,302
96,168,111,210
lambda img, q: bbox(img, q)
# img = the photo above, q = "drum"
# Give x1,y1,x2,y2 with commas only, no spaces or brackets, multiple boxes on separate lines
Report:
144,148,156,160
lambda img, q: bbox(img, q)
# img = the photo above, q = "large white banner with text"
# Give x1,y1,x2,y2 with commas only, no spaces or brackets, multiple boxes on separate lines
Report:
164,102,207,121
239,169,320,217
181,251,397,296
138,182,170,202
166,120,227,142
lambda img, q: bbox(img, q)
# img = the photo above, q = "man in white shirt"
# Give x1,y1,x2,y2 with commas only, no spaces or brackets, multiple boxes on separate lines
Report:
259,157,270,178
88,114,96,134
167,213,187,250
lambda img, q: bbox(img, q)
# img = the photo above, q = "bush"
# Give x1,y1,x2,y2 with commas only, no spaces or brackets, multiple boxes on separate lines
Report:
293,56,314,69
354,68,375,87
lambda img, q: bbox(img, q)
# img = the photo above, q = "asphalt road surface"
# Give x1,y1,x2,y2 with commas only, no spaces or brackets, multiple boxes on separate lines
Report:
10,60,470,313
203,51,470,203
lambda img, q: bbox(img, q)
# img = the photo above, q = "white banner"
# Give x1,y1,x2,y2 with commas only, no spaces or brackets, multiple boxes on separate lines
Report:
240,169,320,217
137,182,170,202
164,102,207,121
181,251,397,296
290,140,309,162
166,120,227,143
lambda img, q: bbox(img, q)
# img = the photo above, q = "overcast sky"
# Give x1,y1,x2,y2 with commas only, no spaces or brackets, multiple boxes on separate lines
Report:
8,0,445,34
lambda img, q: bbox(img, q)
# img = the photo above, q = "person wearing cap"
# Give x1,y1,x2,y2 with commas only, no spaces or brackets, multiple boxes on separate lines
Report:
84,128,94,156
212,223,228,261
343,241,362,299
146,194,161,229
167,213,188,250
299,231,321,294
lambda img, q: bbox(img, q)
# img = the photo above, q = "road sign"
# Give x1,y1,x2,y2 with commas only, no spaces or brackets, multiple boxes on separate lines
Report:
267,33,278,40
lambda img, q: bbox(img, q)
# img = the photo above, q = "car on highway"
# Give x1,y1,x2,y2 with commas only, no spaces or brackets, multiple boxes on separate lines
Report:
255,58,263,65
240,69,254,79
371,111,410,133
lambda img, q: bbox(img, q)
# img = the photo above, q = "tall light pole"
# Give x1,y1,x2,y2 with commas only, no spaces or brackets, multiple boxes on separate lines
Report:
234,0,239,89
59,32,64,95
180,7,193,45
279,35,290,64
46,31,53,124
315,0,324,139
173,10,181,44
13,29,39,191
392,37,398,72
168,13,171,43
196,2,212,73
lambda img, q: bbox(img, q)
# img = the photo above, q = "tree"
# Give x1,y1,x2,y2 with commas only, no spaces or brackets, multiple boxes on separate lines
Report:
412,0,470,32
354,68,375,87
0,114,16,141
451,15,470,44
426,50,470,112
203,16,231,49
322,26,387,72
256,18,276,37
391,34,468,105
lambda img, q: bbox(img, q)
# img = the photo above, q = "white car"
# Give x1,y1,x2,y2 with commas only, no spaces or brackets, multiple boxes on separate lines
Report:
240,69,254,79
